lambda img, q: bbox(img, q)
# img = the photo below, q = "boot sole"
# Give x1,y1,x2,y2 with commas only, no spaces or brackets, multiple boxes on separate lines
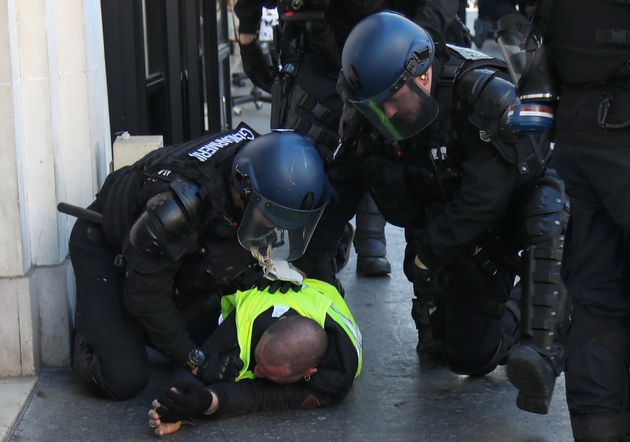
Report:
506,354,554,415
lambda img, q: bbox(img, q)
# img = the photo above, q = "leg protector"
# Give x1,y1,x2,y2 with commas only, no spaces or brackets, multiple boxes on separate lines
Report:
520,235,569,363
508,172,571,414
354,193,391,276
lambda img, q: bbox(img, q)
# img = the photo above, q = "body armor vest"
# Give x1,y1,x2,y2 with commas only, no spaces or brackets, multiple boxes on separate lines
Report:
99,123,258,250
544,0,630,85
360,46,548,229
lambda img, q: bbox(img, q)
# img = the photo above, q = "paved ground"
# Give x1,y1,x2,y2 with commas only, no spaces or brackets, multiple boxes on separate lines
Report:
9,223,572,442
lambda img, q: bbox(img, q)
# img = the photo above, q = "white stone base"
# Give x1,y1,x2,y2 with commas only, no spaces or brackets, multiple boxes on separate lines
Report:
0,258,74,377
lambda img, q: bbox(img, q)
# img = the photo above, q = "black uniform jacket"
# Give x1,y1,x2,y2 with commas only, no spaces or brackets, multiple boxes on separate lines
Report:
295,47,543,277
198,307,359,419
94,131,257,364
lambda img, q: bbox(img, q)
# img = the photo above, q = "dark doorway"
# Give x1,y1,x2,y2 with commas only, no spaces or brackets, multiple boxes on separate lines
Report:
101,0,233,146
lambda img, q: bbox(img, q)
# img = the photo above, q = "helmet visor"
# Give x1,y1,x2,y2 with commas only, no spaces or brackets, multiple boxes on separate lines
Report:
237,191,326,261
350,78,438,141
496,14,531,86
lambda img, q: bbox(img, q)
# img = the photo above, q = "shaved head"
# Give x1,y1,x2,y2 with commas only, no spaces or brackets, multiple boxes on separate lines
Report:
254,316,328,383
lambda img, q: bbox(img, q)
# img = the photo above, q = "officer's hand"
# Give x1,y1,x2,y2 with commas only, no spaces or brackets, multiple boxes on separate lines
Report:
156,381,214,422
339,103,371,149
256,277,301,294
412,262,437,301
239,39,273,93
444,15,472,48
196,344,244,384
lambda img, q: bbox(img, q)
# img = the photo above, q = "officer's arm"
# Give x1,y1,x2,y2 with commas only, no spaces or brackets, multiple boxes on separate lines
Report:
123,182,206,364
292,174,365,276
415,147,520,269
233,0,265,36
123,247,197,364
200,311,238,356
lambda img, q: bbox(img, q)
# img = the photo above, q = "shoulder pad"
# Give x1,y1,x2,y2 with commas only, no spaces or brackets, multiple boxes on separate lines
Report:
458,69,517,121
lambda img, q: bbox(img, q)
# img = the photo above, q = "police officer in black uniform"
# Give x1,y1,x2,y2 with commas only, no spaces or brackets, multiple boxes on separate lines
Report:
473,0,526,48
67,127,331,400
295,11,569,377
234,0,470,278
496,1,630,440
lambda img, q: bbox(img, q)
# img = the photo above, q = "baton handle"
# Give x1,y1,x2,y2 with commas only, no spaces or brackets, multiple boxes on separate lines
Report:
57,202,103,224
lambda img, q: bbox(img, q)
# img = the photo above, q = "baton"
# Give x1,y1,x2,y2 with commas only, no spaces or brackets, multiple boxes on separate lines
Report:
57,202,103,224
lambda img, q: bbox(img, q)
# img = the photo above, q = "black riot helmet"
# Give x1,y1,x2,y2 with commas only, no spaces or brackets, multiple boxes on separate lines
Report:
230,130,327,261
341,11,439,141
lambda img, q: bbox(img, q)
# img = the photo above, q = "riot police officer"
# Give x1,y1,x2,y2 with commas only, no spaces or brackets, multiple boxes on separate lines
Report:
67,127,331,400
234,0,469,278
496,1,630,440
295,11,569,378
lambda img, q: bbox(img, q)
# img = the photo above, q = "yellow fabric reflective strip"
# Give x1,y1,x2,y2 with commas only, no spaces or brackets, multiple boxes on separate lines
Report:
329,304,363,374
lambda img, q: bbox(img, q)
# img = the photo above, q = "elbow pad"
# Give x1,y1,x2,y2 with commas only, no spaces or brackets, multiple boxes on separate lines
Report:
461,69,551,171
129,179,204,262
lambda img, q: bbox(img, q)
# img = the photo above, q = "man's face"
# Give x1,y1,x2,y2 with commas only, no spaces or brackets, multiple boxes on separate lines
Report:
381,74,432,124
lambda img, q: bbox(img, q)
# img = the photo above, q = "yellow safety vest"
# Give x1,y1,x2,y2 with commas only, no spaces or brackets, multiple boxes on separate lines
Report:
220,278,363,381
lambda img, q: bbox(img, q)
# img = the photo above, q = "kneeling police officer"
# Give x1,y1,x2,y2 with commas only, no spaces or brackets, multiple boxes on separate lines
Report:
295,11,569,380
66,127,331,400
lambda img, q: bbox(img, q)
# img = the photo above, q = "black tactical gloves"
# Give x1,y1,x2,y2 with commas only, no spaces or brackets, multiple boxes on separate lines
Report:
239,40,273,93
196,345,244,385
256,277,302,294
412,264,438,300
156,381,214,422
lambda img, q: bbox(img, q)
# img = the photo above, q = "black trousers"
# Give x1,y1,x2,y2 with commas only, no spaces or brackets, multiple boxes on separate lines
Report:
554,143,630,430
69,217,218,400
403,244,517,375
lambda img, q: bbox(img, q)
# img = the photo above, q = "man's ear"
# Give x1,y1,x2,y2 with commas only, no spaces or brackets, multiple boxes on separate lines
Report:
304,367,318,378
416,67,432,94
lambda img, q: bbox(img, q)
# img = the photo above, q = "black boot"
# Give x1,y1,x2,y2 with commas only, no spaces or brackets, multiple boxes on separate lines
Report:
412,298,444,355
71,331,111,398
354,193,391,276
506,342,562,414
333,222,355,273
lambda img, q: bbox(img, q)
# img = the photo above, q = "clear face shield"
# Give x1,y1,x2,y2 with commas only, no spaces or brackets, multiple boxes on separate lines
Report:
496,13,558,133
237,191,326,262
350,73,439,142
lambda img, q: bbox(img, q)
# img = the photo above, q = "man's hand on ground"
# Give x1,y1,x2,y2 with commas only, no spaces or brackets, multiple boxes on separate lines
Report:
156,381,214,419
148,403,182,437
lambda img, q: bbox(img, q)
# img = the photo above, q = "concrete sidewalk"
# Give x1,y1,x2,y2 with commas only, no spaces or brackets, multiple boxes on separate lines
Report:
6,223,572,442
